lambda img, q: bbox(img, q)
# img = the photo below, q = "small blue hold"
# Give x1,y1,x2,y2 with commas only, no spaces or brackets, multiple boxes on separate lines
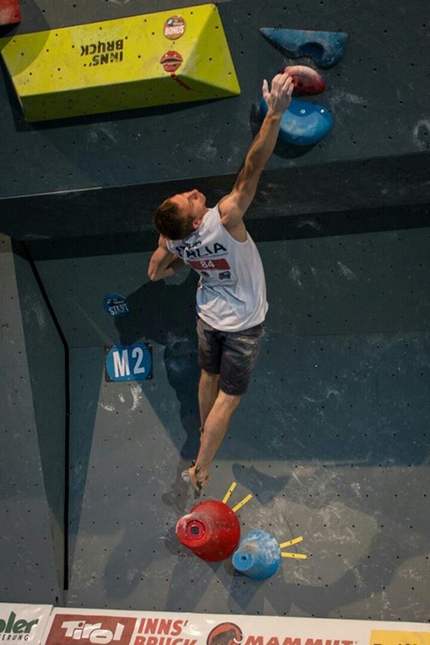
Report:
232,530,281,580
260,28,348,68
260,97,333,146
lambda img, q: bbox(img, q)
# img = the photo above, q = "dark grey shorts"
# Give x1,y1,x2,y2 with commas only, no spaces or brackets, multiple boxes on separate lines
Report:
196,317,264,396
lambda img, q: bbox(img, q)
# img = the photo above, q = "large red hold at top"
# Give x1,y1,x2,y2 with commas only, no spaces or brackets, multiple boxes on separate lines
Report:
0,0,21,26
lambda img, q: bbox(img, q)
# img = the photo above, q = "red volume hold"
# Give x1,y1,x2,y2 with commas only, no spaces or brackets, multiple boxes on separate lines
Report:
0,0,21,26
176,500,240,562
284,65,326,96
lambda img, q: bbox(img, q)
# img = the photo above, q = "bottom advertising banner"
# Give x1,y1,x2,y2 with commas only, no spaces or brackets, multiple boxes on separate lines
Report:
40,609,430,645
0,604,52,645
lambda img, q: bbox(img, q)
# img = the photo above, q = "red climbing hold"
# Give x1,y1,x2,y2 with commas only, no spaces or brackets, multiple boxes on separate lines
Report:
284,65,326,96
176,499,240,562
0,0,21,26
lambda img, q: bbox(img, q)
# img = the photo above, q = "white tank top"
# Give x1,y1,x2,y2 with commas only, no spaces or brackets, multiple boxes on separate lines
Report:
166,205,268,331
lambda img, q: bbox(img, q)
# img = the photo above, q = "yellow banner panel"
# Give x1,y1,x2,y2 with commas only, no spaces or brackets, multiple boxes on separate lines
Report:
370,631,430,645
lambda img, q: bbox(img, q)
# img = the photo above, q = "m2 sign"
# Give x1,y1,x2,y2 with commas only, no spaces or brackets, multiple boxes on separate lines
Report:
105,343,152,382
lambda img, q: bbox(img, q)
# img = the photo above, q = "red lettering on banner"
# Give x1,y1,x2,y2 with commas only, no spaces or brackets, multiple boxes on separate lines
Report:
133,620,192,645
244,638,264,645
172,623,183,637
145,622,158,635
132,640,195,645
137,620,185,637
45,615,136,645
266,639,280,645
188,259,230,271
244,638,354,645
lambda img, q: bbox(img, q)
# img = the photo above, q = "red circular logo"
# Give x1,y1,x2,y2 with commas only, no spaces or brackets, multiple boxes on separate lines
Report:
207,624,244,645
159,50,183,73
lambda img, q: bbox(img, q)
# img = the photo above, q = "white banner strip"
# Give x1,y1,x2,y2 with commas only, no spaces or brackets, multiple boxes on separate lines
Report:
0,604,52,645
1,603,428,645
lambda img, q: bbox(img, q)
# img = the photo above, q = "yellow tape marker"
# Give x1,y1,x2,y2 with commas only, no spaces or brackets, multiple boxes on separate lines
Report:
222,481,237,504
279,536,303,548
281,552,308,559
232,494,253,513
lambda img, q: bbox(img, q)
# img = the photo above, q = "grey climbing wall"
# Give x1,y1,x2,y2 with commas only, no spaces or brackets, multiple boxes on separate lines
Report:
23,223,429,620
0,0,429,625
0,0,429,237
0,235,65,604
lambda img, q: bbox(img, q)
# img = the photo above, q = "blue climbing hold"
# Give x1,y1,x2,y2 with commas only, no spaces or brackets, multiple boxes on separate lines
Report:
260,28,348,68
232,530,281,579
260,96,333,146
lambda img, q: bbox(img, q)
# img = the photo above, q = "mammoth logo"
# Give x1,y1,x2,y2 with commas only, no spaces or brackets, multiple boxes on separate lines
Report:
207,624,243,645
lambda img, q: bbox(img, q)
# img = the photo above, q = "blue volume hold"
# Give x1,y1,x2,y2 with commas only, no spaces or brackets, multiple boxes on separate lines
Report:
232,530,281,580
260,97,333,146
260,28,348,68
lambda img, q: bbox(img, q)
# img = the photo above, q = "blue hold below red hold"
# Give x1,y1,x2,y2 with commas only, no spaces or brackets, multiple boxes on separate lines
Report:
233,530,282,579
260,96,333,146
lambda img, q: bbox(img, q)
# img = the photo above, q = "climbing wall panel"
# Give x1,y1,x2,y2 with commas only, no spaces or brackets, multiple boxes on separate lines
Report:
28,224,430,619
0,236,65,604
0,4,239,121
0,0,429,203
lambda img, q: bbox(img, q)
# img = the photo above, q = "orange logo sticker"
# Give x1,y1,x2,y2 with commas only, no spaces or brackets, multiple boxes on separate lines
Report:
164,16,186,40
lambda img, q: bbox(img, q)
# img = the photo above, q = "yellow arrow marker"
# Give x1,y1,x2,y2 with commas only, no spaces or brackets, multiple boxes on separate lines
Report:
280,536,307,560
222,481,237,504
280,536,303,548
232,494,253,513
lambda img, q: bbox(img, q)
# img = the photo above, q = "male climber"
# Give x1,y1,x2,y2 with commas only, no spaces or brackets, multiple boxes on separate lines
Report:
148,72,294,494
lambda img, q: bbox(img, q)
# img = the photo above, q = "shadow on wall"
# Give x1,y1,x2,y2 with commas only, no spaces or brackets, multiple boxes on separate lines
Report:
225,472,430,620
99,272,206,600
158,461,430,620
114,270,201,464
67,268,206,601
